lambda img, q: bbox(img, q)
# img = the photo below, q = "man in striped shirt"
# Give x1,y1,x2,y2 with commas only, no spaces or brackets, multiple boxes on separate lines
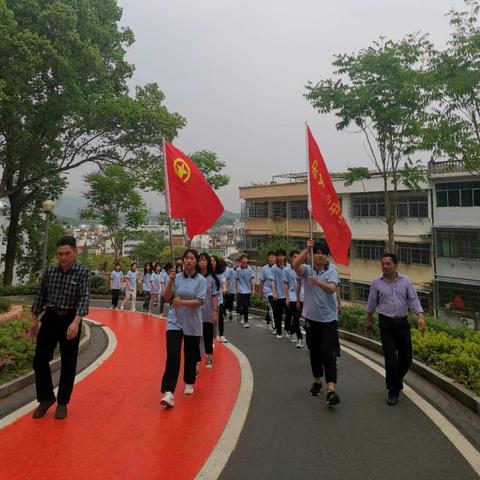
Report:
30,236,91,420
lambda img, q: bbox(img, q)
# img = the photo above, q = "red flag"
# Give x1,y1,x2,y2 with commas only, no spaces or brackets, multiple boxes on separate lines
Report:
307,126,352,265
164,140,224,240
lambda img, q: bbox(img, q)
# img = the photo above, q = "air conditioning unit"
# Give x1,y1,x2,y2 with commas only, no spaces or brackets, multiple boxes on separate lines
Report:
461,317,476,330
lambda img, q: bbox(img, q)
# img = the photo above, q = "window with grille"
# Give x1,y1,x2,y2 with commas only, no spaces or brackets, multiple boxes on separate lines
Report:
351,192,428,218
396,242,431,265
354,240,386,260
436,181,480,207
290,200,309,219
339,279,351,301
436,229,480,260
436,282,480,313
247,202,268,218
352,283,371,302
271,201,287,219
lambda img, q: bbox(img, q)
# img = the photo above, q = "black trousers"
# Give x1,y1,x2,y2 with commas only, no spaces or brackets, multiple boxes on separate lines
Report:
161,330,200,393
237,293,251,323
33,311,81,405
218,304,225,336
378,314,412,392
264,295,275,324
143,291,151,310
111,289,121,308
225,293,235,314
286,302,303,339
305,319,338,384
203,322,214,355
273,298,286,335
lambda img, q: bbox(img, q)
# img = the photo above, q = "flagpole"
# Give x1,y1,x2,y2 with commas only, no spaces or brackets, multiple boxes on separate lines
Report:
305,122,314,270
163,138,175,265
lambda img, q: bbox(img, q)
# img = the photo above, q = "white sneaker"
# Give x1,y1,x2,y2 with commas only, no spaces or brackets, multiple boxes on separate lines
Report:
276,334,282,339
220,336,228,343
244,323,250,328
184,384,194,395
271,329,277,335
296,339,304,349
160,391,174,407
120,305,124,310
216,336,221,341
290,334,297,343
131,307,136,312
240,319,245,326
206,357,213,368
268,323,274,331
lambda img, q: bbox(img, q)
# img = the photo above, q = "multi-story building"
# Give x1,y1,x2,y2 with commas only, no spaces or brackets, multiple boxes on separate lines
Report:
239,172,433,313
429,160,480,327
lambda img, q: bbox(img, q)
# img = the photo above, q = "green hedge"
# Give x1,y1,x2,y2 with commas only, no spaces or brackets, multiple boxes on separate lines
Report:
337,305,480,395
0,285,39,296
0,297,11,313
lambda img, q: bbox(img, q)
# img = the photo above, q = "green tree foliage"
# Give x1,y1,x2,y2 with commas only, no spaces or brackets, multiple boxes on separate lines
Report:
189,151,230,190
158,245,186,266
81,165,148,260
130,231,167,266
305,34,432,252
257,233,301,265
426,0,480,174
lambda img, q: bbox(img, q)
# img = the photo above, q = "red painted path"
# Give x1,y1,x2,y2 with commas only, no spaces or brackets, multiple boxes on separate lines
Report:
0,308,241,479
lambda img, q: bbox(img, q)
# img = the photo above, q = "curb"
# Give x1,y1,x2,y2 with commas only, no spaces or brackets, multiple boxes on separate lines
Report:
250,306,480,416
0,321,91,400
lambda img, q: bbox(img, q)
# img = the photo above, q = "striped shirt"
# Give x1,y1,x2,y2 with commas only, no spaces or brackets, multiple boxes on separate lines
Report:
32,262,91,317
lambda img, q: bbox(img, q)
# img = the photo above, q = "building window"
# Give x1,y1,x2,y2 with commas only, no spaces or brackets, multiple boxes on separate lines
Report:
436,181,480,207
245,235,268,250
354,240,386,260
339,279,351,301
436,282,480,314
271,201,287,219
436,229,480,260
351,192,428,218
247,202,268,218
290,200,309,219
352,282,371,303
417,291,432,314
396,242,431,265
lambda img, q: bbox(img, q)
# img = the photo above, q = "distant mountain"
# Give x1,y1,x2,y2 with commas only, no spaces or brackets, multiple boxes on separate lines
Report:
55,196,241,226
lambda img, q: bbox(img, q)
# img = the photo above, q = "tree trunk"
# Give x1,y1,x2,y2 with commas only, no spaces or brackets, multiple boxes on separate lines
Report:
3,192,23,285
383,176,396,253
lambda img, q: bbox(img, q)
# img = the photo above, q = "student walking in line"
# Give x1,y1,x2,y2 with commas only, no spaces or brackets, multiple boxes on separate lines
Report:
259,251,277,331
120,262,138,311
30,236,91,420
149,263,162,314
292,239,341,407
159,263,172,315
235,254,255,329
211,255,228,342
142,263,152,311
366,253,425,406
225,259,239,321
110,262,124,309
271,249,287,339
295,274,305,349
198,253,219,368
160,249,207,408
285,250,304,348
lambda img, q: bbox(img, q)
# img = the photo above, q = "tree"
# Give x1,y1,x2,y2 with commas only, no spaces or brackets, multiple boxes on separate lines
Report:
189,150,230,190
0,1,185,282
305,34,432,252
130,231,167,266
257,233,301,265
158,245,186,266
80,165,148,260
426,0,480,174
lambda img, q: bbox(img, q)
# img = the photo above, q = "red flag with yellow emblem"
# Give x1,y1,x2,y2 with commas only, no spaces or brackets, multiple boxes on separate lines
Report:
307,126,351,265
164,140,224,239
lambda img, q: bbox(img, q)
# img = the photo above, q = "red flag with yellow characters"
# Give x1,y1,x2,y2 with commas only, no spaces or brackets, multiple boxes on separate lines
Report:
307,126,352,265
164,140,224,240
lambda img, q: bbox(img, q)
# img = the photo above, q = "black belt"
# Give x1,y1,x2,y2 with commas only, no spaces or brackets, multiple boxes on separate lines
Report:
46,308,76,316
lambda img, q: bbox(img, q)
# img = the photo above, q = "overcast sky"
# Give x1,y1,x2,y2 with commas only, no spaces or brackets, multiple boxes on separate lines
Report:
64,0,467,213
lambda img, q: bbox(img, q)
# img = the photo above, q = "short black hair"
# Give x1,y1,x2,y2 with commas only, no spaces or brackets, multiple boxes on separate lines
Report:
381,253,398,265
275,248,287,257
289,249,300,258
267,251,276,257
239,254,248,261
312,242,330,256
56,236,76,249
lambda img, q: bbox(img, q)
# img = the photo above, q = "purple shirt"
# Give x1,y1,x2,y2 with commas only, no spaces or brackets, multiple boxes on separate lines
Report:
366,274,423,318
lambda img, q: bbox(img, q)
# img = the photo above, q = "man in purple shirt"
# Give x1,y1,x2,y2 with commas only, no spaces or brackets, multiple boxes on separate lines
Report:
366,253,425,406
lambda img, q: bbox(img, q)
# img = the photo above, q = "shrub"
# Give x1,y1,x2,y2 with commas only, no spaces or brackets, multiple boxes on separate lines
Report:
250,294,267,309
0,284,39,296
0,297,11,313
91,273,109,295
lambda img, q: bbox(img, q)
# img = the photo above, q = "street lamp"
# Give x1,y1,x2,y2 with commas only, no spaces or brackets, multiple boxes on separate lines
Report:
41,200,55,274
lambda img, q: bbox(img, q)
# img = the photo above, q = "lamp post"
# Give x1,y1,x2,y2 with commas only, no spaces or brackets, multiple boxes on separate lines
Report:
41,200,55,274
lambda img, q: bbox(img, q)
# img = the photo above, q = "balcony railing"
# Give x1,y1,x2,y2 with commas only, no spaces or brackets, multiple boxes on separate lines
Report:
428,159,469,175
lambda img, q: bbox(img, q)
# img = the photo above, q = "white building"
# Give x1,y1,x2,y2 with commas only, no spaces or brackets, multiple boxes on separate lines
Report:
429,160,480,328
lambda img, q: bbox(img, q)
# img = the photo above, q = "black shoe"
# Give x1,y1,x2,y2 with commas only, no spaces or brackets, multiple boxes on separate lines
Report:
54,403,68,419
32,399,55,419
386,390,399,406
326,390,341,407
309,382,322,396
